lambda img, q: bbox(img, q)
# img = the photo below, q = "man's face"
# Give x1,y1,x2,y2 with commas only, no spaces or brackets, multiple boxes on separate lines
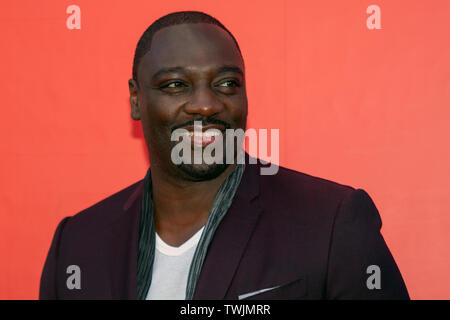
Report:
130,23,248,181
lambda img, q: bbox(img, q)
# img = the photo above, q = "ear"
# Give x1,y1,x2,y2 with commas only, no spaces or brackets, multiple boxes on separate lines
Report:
128,78,141,120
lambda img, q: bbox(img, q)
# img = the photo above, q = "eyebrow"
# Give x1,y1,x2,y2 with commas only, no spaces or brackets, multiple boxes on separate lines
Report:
151,65,244,81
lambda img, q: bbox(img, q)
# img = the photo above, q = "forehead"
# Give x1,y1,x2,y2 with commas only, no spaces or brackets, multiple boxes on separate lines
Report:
138,23,244,81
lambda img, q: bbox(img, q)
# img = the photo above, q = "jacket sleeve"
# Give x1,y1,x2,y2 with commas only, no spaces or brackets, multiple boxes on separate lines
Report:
325,188,410,299
39,216,71,300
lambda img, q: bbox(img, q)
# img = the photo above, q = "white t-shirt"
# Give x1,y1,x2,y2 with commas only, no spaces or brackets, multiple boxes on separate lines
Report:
146,226,205,300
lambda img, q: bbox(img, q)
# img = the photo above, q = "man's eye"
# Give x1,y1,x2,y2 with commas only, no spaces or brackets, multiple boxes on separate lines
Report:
161,81,186,89
217,80,240,87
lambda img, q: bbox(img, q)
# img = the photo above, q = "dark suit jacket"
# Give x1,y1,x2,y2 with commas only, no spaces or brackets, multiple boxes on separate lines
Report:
39,159,409,299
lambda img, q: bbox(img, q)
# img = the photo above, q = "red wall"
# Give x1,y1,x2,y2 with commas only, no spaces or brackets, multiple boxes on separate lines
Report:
1,0,449,299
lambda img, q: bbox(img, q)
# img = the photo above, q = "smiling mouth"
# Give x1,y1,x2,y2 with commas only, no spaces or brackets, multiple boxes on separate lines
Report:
180,126,224,147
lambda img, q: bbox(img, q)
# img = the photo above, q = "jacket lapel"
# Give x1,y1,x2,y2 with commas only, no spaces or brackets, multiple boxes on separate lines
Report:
106,180,144,299
193,161,263,299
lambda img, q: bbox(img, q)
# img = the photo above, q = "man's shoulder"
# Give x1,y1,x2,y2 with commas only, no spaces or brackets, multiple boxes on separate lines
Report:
255,163,356,222
259,164,355,197
65,179,144,230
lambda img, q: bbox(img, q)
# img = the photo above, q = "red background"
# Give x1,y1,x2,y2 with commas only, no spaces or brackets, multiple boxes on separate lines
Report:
1,0,449,299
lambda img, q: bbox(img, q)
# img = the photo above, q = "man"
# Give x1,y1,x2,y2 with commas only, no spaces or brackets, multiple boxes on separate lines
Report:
40,11,409,300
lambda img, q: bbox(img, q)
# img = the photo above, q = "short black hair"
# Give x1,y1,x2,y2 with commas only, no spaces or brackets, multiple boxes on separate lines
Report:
132,11,243,83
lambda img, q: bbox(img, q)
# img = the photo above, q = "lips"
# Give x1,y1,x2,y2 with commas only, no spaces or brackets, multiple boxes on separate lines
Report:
180,124,225,147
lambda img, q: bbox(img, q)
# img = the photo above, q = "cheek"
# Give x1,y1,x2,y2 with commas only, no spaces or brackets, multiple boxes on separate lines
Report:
140,95,181,147
229,97,248,127
141,95,175,128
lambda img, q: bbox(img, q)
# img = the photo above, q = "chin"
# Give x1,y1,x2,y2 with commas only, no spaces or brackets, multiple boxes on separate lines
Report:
177,162,230,181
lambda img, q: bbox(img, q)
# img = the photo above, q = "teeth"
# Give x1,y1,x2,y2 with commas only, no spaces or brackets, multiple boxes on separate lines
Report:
200,131,221,138
183,131,222,137
180,130,222,138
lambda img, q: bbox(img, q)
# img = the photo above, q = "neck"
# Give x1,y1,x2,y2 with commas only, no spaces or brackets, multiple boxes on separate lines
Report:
149,161,237,235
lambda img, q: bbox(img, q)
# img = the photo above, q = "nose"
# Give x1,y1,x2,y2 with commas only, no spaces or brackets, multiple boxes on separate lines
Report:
183,83,224,117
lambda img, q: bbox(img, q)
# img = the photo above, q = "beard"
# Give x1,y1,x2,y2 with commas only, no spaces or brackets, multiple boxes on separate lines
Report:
173,138,234,181
176,161,230,181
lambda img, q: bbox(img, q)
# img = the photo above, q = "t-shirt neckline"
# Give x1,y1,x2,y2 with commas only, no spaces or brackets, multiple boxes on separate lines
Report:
155,226,205,256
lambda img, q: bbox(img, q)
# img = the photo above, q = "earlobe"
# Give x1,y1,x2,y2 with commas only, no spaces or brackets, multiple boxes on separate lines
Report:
130,93,141,120
129,79,141,120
